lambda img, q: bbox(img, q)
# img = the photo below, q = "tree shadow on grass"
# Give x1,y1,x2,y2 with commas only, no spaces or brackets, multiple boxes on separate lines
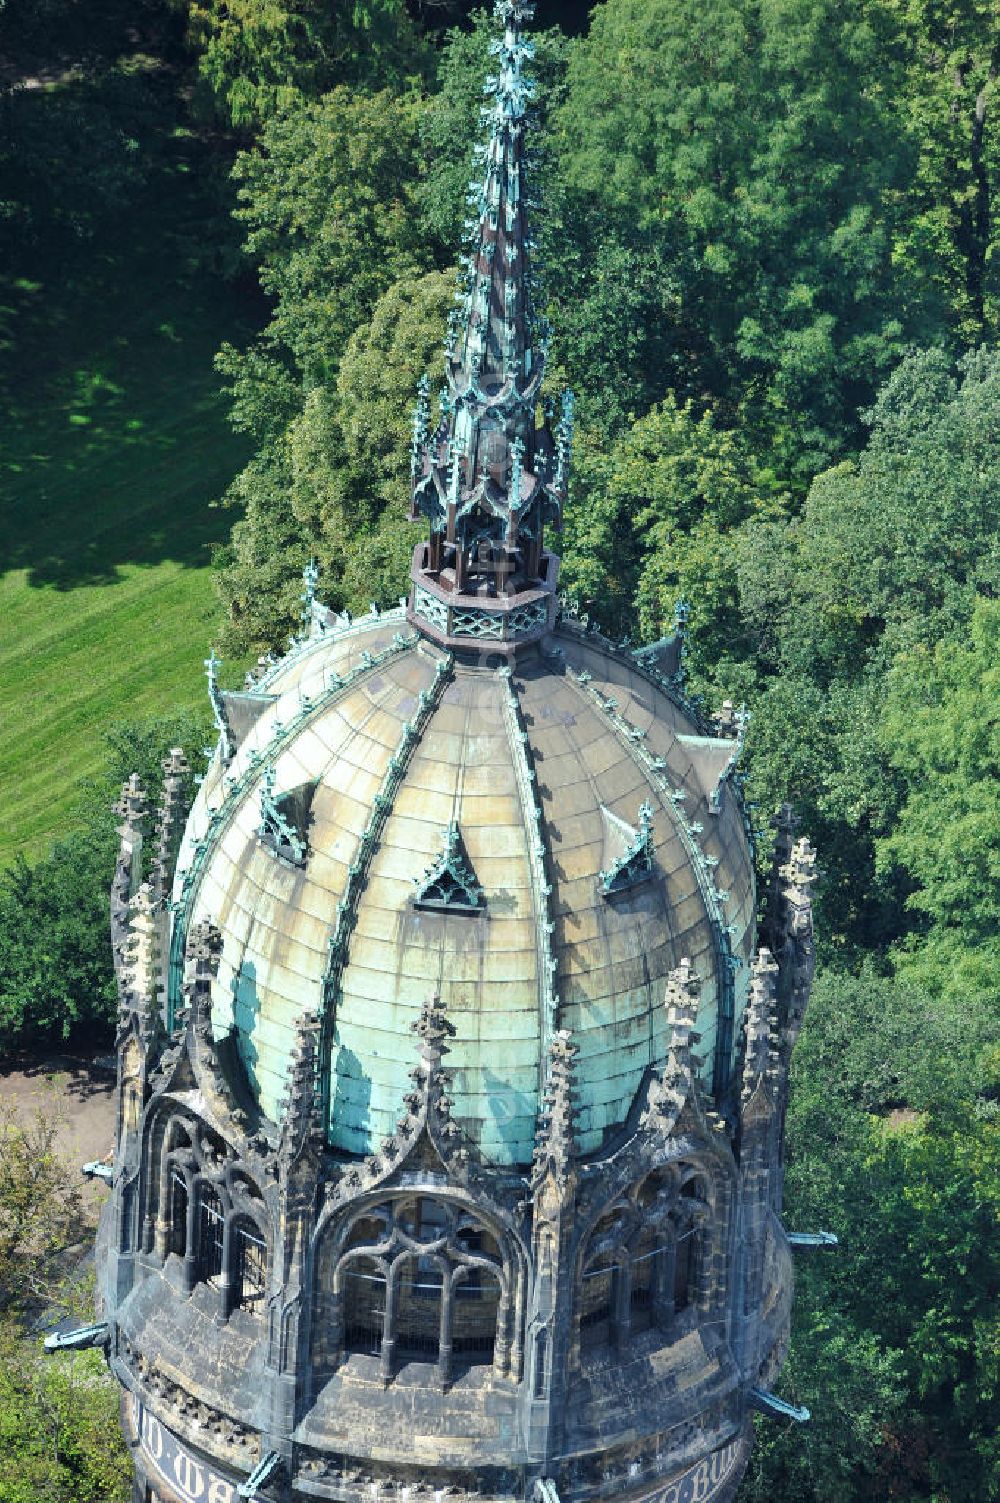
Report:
0,72,264,589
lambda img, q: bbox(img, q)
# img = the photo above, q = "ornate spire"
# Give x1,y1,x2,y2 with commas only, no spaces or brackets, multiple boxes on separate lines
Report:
111,773,148,985
781,834,818,917
408,0,571,650
663,957,701,1079
411,993,457,1116
778,834,817,1054
122,881,165,1049
277,1011,322,1165
182,918,222,1031
640,958,702,1135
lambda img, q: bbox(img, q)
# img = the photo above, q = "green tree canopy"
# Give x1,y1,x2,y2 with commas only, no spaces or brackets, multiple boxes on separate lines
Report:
741,968,1000,1502
0,714,207,1053
877,597,1000,1000
186,0,426,128
224,84,437,398
548,0,931,478
216,268,456,649
725,348,1000,951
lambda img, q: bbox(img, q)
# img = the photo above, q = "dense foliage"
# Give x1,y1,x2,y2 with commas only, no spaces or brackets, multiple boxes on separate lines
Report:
0,714,207,1054
0,0,998,1498
0,1103,131,1502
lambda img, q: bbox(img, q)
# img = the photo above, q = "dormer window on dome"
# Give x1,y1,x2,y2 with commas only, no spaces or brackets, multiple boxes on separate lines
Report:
413,824,485,914
599,801,656,897
257,765,311,867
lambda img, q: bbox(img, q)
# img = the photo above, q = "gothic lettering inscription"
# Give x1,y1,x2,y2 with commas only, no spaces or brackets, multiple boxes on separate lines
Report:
626,1435,745,1503
129,1395,238,1503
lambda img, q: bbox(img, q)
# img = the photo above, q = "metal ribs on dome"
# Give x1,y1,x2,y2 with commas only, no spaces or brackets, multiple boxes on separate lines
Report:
407,0,570,653
319,651,455,1137
567,668,742,1095
499,665,558,1066
166,630,419,1030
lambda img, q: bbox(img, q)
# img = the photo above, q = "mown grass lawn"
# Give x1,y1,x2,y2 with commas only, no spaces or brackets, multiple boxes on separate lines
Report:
0,78,258,865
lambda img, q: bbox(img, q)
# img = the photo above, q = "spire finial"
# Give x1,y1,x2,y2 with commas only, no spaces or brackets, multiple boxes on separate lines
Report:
742,947,780,1103
408,0,570,652
204,649,234,764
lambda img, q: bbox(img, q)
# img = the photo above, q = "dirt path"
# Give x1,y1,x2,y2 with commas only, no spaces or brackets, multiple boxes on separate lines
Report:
0,1050,117,1203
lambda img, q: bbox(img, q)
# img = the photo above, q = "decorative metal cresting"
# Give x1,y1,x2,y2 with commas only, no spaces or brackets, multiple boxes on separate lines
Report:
319,652,456,1131
407,0,570,651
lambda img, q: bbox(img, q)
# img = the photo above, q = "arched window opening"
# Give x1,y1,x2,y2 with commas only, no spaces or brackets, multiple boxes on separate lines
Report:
591,1205,627,1245
674,1225,697,1314
453,1265,501,1366
577,1165,716,1360
580,1258,618,1351
347,1212,390,1249
169,1169,188,1258
328,1196,507,1382
637,1167,674,1210
235,1222,267,1313
197,1185,225,1285
397,1256,442,1361
533,1329,548,1399
398,1197,447,1242
629,1234,666,1334
344,1257,386,1357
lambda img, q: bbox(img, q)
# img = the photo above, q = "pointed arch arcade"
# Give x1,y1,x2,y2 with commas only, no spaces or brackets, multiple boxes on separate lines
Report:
312,1188,524,1387
139,1101,271,1318
575,1161,716,1360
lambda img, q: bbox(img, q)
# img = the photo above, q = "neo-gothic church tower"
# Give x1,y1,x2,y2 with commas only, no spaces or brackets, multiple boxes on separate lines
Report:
94,7,821,1502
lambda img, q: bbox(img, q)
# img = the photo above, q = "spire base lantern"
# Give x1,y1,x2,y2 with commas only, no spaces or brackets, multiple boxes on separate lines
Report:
407,543,559,654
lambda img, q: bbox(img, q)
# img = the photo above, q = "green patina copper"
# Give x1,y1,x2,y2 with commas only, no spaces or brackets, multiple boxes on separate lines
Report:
163,0,756,1165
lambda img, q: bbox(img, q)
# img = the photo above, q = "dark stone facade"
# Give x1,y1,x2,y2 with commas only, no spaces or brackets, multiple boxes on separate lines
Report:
99,798,815,1503
94,7,819,1499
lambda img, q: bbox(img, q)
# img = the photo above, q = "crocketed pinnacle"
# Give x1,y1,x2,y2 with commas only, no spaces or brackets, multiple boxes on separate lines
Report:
741,947,780,1105
452,0,540,397
532,1028,578,1193
277,1011,323,1162
410,0,573,603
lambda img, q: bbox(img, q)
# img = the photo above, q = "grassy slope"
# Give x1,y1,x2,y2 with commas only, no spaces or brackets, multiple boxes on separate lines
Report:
0,84,255,864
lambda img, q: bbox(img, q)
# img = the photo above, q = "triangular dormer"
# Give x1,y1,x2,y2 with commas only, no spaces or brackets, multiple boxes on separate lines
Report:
258,765,314,867
413,823,485,914
599,800,656,897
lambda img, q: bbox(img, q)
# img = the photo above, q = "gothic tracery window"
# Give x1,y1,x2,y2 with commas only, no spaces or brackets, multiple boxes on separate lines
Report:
154,1114,268,1317
169,1168,188,1258
197,1184,225,1285
235,1220,267,1312
576,1165,713,1360
330,1195,506,1383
